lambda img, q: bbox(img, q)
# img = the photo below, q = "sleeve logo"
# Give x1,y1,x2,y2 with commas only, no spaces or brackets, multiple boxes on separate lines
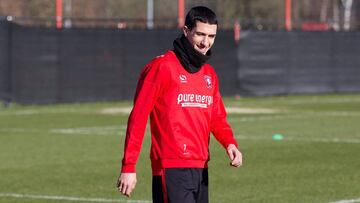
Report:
179,75,188,83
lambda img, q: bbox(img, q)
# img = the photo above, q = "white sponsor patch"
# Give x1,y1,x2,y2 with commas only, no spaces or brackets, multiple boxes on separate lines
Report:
177,93,213,108
181,102,207,108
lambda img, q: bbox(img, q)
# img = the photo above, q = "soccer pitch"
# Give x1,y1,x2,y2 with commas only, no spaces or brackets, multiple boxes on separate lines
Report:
0,94,359,203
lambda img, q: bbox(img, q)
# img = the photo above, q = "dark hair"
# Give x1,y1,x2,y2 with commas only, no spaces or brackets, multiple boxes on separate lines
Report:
184,6,218,30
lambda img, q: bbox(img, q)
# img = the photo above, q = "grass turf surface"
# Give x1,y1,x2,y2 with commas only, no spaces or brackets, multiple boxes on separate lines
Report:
0,94,359,203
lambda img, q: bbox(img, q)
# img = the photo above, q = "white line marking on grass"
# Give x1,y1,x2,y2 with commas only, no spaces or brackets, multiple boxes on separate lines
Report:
283,97,360,105
99,107,277,115
2,106,278,116
100,107,132,114
51,125,127,135
328,197,360,203
287,137,360,144
235,135,360,144
229,111,360,122
242,97,360,105
0,107,132,116
0,193,152,203
0,109,94,116
0,125,128,136
226,107,276,114
0,128,42,133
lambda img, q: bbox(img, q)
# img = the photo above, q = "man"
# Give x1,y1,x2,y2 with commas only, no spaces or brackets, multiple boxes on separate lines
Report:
117,6,242,203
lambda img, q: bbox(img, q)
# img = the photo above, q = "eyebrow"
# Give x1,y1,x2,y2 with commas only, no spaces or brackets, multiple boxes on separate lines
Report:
196,32,216,37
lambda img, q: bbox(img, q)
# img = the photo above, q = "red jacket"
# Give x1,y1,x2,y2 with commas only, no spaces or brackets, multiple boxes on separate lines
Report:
121,51,238,175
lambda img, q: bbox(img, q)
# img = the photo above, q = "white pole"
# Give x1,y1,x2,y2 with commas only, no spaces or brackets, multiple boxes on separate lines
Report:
147,0,154,29
332,0,340,31
342,0,353,31
64,0,72,28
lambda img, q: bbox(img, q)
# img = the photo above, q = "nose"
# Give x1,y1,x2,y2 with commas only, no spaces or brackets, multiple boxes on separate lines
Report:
201,36,210,47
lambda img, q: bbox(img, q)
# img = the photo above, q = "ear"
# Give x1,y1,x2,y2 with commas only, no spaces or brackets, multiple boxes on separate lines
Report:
182,26,190,37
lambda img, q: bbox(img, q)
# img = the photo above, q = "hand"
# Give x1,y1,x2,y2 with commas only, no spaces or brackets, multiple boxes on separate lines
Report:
226,144,243,167
117,173,137,197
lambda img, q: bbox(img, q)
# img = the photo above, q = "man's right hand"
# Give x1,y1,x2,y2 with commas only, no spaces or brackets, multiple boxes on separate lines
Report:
226,144,243,167
117,173,137,197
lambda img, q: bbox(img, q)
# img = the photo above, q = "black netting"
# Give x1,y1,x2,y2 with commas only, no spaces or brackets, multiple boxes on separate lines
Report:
237,31,360,96
1,20,360,104
0,20,10,101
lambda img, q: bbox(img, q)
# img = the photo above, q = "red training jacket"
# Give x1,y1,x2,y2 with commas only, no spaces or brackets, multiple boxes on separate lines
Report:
121,51,238,175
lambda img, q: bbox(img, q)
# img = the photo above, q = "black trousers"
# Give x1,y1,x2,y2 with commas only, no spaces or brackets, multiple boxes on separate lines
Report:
152,168,209,203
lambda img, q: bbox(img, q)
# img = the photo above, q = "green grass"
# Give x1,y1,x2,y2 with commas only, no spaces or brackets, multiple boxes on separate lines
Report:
0,94,359,203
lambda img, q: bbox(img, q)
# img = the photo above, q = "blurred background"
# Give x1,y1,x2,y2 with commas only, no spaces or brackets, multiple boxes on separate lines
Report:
1,1,360,203
1,0,360,30
0,0,360,104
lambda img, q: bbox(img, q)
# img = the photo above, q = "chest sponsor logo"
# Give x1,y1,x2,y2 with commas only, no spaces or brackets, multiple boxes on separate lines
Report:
177,93,213,108
204,75,212,89
179,75,187,83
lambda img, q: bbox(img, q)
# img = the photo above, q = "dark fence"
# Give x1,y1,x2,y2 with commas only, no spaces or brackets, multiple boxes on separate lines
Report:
1,20,360,104
237,31,360,96
0,20,237,104
0,19,10,101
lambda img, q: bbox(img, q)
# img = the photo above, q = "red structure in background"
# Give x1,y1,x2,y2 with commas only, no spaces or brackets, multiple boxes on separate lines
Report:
285,0,292,31
178,0,185,28
234,20,241,45
301,22,329,31
56,0,62,29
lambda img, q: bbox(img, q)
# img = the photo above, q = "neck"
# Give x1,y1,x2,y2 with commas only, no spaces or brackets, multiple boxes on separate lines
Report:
173,35,211,73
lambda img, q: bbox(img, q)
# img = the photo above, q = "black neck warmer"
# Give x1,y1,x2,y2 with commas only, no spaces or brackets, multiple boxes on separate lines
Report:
173,35,211,73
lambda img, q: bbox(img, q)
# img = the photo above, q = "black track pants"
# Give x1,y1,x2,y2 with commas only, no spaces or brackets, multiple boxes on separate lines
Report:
152,168,209,203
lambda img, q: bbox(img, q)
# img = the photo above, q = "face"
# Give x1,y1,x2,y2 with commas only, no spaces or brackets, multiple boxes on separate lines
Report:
183,21,217,55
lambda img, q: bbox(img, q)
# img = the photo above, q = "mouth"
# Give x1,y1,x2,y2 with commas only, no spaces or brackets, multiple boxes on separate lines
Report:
196,45,208,54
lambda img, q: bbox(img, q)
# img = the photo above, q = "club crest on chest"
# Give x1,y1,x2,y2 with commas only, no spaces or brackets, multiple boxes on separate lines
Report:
204,75,212,89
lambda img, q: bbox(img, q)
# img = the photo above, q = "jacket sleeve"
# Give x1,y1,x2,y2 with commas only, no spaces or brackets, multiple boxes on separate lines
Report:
121,61,163,173
210,75,238,149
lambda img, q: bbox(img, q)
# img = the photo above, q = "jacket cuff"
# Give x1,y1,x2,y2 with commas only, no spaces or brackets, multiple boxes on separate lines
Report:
226,142,238,149
223,137,238,149
121,164,136,173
